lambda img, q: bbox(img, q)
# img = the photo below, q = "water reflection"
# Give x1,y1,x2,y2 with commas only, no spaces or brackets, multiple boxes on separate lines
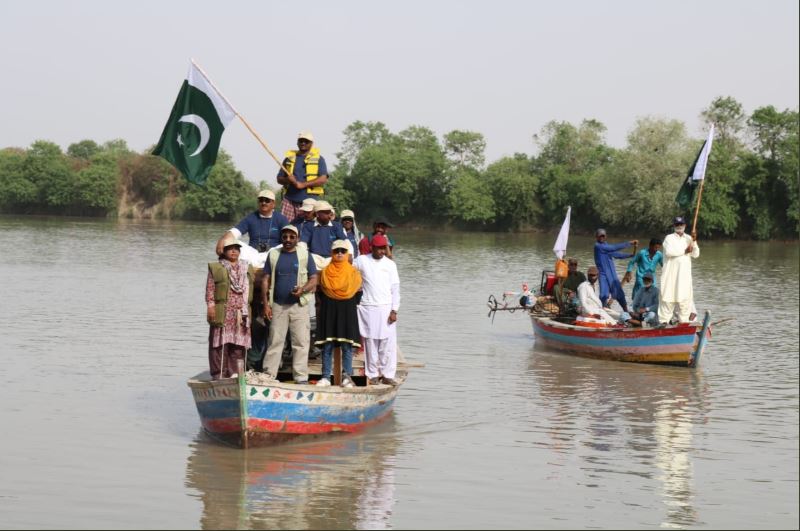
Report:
184,421,398,530
528,346,708,528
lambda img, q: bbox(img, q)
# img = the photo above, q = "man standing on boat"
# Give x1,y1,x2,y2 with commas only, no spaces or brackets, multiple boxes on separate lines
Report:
354,234,401,386
277,132,329,221
658,217,699,324
623,238,664,300
261,225,318,384
593,228,637,312
359,218,396,259
214,189,289,256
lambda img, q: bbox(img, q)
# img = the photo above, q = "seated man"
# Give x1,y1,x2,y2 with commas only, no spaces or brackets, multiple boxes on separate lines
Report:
577,266,635,326
630,272,659,326
555,257,586,314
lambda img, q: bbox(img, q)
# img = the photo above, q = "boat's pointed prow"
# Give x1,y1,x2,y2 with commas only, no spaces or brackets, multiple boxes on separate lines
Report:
688,310,712,368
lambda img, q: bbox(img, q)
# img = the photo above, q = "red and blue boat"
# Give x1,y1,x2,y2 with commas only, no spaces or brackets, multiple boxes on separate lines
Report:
530,311,712,367
188,360,408,448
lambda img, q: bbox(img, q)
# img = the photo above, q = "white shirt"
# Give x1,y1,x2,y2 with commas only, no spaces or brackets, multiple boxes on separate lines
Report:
354,254,400,310
577,280,617,324
660,232,699,303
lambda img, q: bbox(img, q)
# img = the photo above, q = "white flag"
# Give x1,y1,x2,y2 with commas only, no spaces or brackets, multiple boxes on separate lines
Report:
692,124,715,181
553,206,571,260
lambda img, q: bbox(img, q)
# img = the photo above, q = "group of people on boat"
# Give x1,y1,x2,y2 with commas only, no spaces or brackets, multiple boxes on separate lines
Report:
551,216,700,328
205,131,401,388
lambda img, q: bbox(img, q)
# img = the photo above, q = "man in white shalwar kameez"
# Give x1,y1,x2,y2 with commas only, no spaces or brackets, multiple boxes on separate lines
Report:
658,216,700,324
577,266,631,325
354,233,401,385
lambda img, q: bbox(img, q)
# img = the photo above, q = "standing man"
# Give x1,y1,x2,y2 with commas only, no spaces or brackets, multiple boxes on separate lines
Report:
358,218,396,259
277,131,329,222
301,200,347,269
215,189,288,255
624,238,663,300
261,225,318,384
291,198,317,230
354,234,401,386
658,216,699,324
594,228,637,312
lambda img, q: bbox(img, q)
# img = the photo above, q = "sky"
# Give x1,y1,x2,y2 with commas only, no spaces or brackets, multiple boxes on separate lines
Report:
1,0,798,188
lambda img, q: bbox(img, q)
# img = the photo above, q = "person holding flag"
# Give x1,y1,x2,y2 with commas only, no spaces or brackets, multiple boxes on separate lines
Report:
277,132,330,221
658,217,699,324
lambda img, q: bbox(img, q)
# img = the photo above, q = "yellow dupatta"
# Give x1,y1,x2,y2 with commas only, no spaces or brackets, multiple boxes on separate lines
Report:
320,254,362,300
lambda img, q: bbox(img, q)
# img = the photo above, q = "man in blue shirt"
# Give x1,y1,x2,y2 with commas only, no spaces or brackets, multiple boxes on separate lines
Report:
301,200,346,266
593,228,637,312
340,209,362,257
624,238,664,300
291,198,317,232
261,225,318,384
216,189,289,255
276,131,329,221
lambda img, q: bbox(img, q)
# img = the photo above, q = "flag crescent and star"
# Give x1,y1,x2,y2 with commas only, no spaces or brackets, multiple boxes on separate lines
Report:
153,62,236,186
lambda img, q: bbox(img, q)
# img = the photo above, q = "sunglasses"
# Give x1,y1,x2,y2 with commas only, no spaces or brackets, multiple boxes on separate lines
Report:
298,139,311,144
332,248,348,255
258,198,273,203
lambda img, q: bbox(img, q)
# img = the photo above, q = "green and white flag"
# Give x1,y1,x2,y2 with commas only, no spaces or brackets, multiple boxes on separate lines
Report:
153,62,236,186
675,124,714,210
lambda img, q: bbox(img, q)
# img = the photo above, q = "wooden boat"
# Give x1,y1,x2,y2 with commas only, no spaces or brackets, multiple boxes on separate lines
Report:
188,352,414,448
530,310,712,367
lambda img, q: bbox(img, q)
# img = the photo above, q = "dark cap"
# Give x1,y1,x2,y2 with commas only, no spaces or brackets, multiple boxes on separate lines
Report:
595,228,607,237
373,218,394,228
643,272,654,280
673,216,686,225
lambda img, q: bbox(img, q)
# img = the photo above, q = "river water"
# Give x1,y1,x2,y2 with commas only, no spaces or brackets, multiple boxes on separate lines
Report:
0,216,797,529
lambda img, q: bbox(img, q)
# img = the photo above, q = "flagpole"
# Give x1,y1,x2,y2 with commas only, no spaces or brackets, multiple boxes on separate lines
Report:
690,178,705,240
190,59,294,176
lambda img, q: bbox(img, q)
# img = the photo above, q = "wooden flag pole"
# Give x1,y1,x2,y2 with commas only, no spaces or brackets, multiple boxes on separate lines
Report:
190,59,294,176
690,178,706,240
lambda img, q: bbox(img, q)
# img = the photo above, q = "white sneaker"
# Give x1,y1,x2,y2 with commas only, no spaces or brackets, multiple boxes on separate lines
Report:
316,378,331,387
341,375,354,388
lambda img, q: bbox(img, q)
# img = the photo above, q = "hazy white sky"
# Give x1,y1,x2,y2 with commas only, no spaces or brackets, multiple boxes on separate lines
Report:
1,0,797,187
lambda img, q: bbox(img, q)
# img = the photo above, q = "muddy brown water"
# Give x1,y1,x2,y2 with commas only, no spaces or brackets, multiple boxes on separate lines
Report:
1,217,797,529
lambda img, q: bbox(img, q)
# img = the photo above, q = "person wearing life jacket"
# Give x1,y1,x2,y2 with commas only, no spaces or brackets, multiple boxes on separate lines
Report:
276,131,329,221
261,225,319,385
206,235,256,379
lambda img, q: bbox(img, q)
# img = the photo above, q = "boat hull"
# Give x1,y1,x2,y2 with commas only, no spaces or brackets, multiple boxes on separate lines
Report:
188,372,404,447
531,312,711,367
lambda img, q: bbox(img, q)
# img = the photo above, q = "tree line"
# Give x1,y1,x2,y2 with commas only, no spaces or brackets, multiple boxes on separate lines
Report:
1,96,797,239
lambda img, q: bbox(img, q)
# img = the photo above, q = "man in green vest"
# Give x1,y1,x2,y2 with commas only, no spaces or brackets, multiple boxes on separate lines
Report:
261,225,319,384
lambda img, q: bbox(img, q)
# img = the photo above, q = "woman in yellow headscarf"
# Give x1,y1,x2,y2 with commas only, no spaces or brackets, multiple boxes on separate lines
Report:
315,240,362,388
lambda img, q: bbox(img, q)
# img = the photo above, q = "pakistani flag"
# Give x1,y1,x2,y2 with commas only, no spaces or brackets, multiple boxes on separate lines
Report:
153,62,236,186
675,124,715,210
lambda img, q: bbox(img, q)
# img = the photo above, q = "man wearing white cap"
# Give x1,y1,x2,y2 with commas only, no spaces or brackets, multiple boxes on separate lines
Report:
277,131,329,221
300,200,347,269
291,197,318,233
215,189,289,256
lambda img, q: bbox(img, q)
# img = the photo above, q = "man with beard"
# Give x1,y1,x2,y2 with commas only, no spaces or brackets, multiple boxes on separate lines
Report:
658,217,700,324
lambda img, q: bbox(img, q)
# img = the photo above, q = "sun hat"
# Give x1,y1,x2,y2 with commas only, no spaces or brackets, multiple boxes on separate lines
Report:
298,131,314,142
257,189,275,200
220,234,244,249
331,239,350,252
280,225,299,235
341,209,355,219
314,200,333,212
373,217,394,228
